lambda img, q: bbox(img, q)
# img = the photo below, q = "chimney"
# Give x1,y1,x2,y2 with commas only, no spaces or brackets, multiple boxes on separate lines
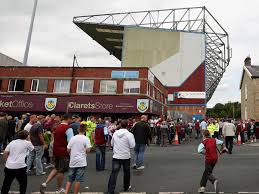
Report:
244,56,251,66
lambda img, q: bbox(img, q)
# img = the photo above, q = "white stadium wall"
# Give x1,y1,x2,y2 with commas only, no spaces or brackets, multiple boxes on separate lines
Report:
122,27,205,87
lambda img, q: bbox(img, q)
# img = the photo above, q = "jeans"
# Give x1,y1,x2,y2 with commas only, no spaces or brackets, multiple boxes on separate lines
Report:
108,158,131,194
225,136,234,154
1,167,27,194
161,134,168,146
43,145,51,164
240,131,245,143
96,145,106,171
134,144,146,167
0,139,3,152
26,145,44,175
200,163,217,187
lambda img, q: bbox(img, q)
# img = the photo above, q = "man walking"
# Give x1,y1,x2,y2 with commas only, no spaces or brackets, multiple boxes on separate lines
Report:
132,115,152,170
27,115,46,176
1,130,34,194
222,120,236,154
0,112,8,154
24,115,37,132
107,120,135,194
198,130,225,194
40,114,74,194
94,118,108,171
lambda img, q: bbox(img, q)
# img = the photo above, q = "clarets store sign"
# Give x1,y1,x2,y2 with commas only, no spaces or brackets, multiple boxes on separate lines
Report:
0,95,160,114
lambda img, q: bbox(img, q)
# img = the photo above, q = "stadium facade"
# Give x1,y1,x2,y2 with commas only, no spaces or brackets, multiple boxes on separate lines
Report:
73,6,231,119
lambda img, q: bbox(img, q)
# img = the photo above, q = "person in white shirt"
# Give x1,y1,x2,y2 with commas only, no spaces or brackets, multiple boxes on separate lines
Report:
200,119,208,132
24,115,37,132
64,124,92,194
107,120,135,194
1,130,34,194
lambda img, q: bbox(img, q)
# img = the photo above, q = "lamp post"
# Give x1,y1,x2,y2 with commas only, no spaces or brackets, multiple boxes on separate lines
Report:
23,0,38,66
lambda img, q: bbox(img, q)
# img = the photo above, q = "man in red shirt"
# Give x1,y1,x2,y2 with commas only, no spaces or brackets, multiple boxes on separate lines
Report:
40,114,74,194
198,130,225,194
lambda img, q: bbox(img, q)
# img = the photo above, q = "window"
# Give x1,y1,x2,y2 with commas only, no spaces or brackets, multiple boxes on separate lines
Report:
147,82,151,96
100,80,117,94
54,80,71,93
77,80,94,93
245,84,248,100
8,79,25,92
157,90,161,100
123,81,140,94
152,88,155,98
31,79,48,92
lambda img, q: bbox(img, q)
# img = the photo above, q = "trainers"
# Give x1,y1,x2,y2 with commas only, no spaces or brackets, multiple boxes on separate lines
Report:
36,172,46,176
124,185,132,192
132,164,137,169
45,164,54,169
214,180,219,194
198,186,206,193
40,183,47,194
56,188,65,193
136,166,145,170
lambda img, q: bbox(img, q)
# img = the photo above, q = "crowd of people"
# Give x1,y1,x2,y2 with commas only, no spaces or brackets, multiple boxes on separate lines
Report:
0,111,258,194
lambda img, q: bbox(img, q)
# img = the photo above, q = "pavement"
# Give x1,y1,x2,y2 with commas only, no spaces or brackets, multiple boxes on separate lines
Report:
0,139,259,194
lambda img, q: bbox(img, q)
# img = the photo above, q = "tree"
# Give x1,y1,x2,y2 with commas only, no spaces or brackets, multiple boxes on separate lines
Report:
206,101,241,119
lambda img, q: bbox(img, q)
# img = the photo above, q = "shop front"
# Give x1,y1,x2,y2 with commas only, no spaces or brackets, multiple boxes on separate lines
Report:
0,94,164,118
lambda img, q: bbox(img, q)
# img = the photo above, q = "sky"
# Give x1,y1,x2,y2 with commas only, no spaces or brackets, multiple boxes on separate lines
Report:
1,0,259,108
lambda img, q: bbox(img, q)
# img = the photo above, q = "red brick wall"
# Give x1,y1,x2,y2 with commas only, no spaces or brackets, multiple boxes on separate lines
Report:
0,67,148,79
167,63,205,105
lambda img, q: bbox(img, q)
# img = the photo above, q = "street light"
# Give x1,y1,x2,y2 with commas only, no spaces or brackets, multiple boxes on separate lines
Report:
23,0,38,66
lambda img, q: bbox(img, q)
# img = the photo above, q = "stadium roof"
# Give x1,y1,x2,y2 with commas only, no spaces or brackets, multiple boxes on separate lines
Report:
73,6,231,102
0,52,23,67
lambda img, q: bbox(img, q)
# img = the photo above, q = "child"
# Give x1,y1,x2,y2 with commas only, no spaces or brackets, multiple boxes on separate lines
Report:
1,130,34,194
64,124,92,194
198,130,225,194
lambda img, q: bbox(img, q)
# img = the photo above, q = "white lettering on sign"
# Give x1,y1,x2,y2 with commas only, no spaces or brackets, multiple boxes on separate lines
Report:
177,91,206,99
68,102,113,110
0,100,34,109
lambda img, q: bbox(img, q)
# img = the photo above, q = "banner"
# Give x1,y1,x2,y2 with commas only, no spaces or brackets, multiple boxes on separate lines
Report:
177,92,206,99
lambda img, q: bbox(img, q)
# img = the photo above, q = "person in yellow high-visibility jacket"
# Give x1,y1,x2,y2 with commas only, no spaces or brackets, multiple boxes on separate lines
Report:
207,120,217,138
81,117,96,146
214,120,220,139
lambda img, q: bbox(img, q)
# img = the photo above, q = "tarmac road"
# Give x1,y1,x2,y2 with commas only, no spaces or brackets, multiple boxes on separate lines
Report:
0,140,259,193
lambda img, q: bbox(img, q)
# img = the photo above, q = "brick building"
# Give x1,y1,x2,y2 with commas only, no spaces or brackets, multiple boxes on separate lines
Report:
0,66,167,118
240,57,259,120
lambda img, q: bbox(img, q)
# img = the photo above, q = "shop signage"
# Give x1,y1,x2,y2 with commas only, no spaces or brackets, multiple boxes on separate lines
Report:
0,95,163,115
175,91,206,99
45,98,57,111
111,71,139,79
137,99,149,113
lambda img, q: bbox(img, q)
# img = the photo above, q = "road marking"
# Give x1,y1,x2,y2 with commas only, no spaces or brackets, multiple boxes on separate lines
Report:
20,191,259,194
159,192,185,194
120,193,146,194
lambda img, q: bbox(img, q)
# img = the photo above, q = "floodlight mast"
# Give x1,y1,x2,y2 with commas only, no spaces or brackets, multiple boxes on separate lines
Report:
23,0,38,66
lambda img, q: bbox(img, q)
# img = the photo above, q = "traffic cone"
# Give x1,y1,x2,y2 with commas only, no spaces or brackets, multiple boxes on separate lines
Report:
237,132,242,145
174,130,179,145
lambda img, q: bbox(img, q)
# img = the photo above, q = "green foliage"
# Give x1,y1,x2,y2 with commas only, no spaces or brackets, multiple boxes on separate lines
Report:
206,102,241,119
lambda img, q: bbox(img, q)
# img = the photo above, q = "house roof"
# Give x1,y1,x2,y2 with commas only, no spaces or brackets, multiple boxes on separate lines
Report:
245,65,259,78
240,65,259,89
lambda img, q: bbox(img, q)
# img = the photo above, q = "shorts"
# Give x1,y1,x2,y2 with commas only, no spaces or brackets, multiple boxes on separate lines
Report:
54,156,69,173
68,167,86,183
